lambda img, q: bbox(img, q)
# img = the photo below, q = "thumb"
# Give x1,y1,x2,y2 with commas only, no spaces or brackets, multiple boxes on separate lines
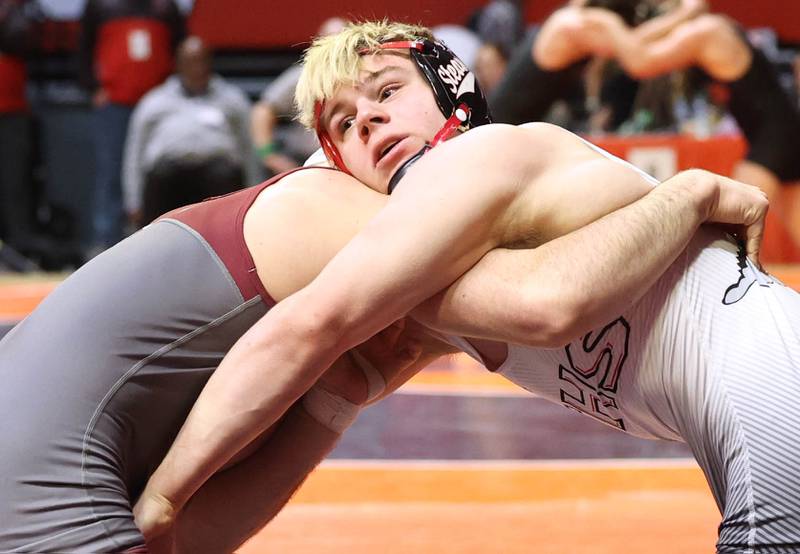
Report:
744,218,765,269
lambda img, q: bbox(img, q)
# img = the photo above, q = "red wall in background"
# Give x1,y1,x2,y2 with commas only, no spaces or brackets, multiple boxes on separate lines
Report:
706,0,800,42
188,0,488,49
189,0,800,50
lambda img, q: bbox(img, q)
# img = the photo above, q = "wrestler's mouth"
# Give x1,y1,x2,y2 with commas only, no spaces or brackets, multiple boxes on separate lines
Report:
376,136,408,169
381,141,399,158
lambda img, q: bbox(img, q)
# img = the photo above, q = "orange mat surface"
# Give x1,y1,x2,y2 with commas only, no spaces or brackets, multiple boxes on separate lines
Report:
239,462,719,554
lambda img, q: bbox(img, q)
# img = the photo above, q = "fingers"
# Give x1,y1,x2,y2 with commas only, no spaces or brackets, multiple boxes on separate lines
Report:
744,203,767,269
707,177,768,224
745,225,763,269
700,174,768,268
742,185,768,268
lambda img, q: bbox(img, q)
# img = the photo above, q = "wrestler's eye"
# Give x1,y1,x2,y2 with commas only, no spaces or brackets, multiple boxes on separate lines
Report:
339,117,355,134
379,84,399,101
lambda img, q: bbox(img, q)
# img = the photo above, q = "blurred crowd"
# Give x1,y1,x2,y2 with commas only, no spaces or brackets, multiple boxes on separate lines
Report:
1,0,800,272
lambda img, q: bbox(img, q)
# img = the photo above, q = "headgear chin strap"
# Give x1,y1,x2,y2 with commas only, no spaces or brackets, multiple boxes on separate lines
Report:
314,38,493,186
387,145,430,194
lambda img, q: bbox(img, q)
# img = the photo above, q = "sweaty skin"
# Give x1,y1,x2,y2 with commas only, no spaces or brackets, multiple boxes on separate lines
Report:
134,50,767,542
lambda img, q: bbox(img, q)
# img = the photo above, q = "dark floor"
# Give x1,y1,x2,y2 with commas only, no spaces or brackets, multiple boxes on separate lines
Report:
334,392,691,460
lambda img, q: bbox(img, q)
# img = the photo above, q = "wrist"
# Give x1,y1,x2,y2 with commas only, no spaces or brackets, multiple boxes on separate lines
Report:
256,142,278,159
674,169,717,223
134,489,178,538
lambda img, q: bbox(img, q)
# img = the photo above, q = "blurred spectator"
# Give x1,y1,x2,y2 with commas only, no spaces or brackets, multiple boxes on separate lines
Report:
0,0,41,258
584,58,640,134
123,36,255,225
488,27,590,127
251,17,345,177
431,24,482,70
794,52,800,108
474,42,507,95
473,0,525,57
469,0,525,95
79,0,184,253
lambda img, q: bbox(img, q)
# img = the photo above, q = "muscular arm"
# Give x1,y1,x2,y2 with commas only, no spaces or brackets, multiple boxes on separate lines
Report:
581,12,749,81
171,352,449,553
169,404,339,554
532,5,665,71
149,320,451,553
413,169,719,344
633,0,707,43
533,7,606,70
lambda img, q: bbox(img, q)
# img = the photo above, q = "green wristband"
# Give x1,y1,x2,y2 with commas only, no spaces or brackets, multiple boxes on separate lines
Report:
257,142,278,158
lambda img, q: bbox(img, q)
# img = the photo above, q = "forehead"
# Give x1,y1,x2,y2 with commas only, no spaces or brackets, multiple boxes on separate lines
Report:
320,52,421,125
358,50,416,76
333,52,418,100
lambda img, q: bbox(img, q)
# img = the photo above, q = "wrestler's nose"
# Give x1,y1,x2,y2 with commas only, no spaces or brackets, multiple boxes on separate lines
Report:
355,98,388,140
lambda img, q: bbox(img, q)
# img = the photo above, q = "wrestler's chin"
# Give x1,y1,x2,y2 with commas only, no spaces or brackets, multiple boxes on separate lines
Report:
378,137,423,189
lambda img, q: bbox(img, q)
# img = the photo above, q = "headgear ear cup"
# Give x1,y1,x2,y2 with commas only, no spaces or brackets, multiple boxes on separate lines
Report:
408,39,493,129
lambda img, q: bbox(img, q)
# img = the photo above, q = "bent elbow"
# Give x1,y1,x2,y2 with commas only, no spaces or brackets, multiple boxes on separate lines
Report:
259,294,349,357
508,294,583,349
539,315,583,349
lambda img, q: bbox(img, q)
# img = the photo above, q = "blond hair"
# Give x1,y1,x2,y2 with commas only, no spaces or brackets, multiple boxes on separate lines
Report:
295,20,434,128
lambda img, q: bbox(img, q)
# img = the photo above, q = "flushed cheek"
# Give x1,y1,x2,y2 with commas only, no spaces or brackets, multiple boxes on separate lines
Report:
340,144,366,172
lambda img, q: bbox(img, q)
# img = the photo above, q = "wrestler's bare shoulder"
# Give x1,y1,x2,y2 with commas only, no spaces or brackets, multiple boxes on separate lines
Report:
254,167,382,206
244,168,387,301
512,122,603,164
439,122,584,172
467,121,590,149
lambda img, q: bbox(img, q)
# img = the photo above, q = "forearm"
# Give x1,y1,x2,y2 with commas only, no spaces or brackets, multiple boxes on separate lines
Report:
137,271,426,522
586,11,642,60
590,10,698,79
417,171,712,346
634,0,705,43
158,334,440,551
172,404,339,554
138,294,344,519
574,10,668,77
